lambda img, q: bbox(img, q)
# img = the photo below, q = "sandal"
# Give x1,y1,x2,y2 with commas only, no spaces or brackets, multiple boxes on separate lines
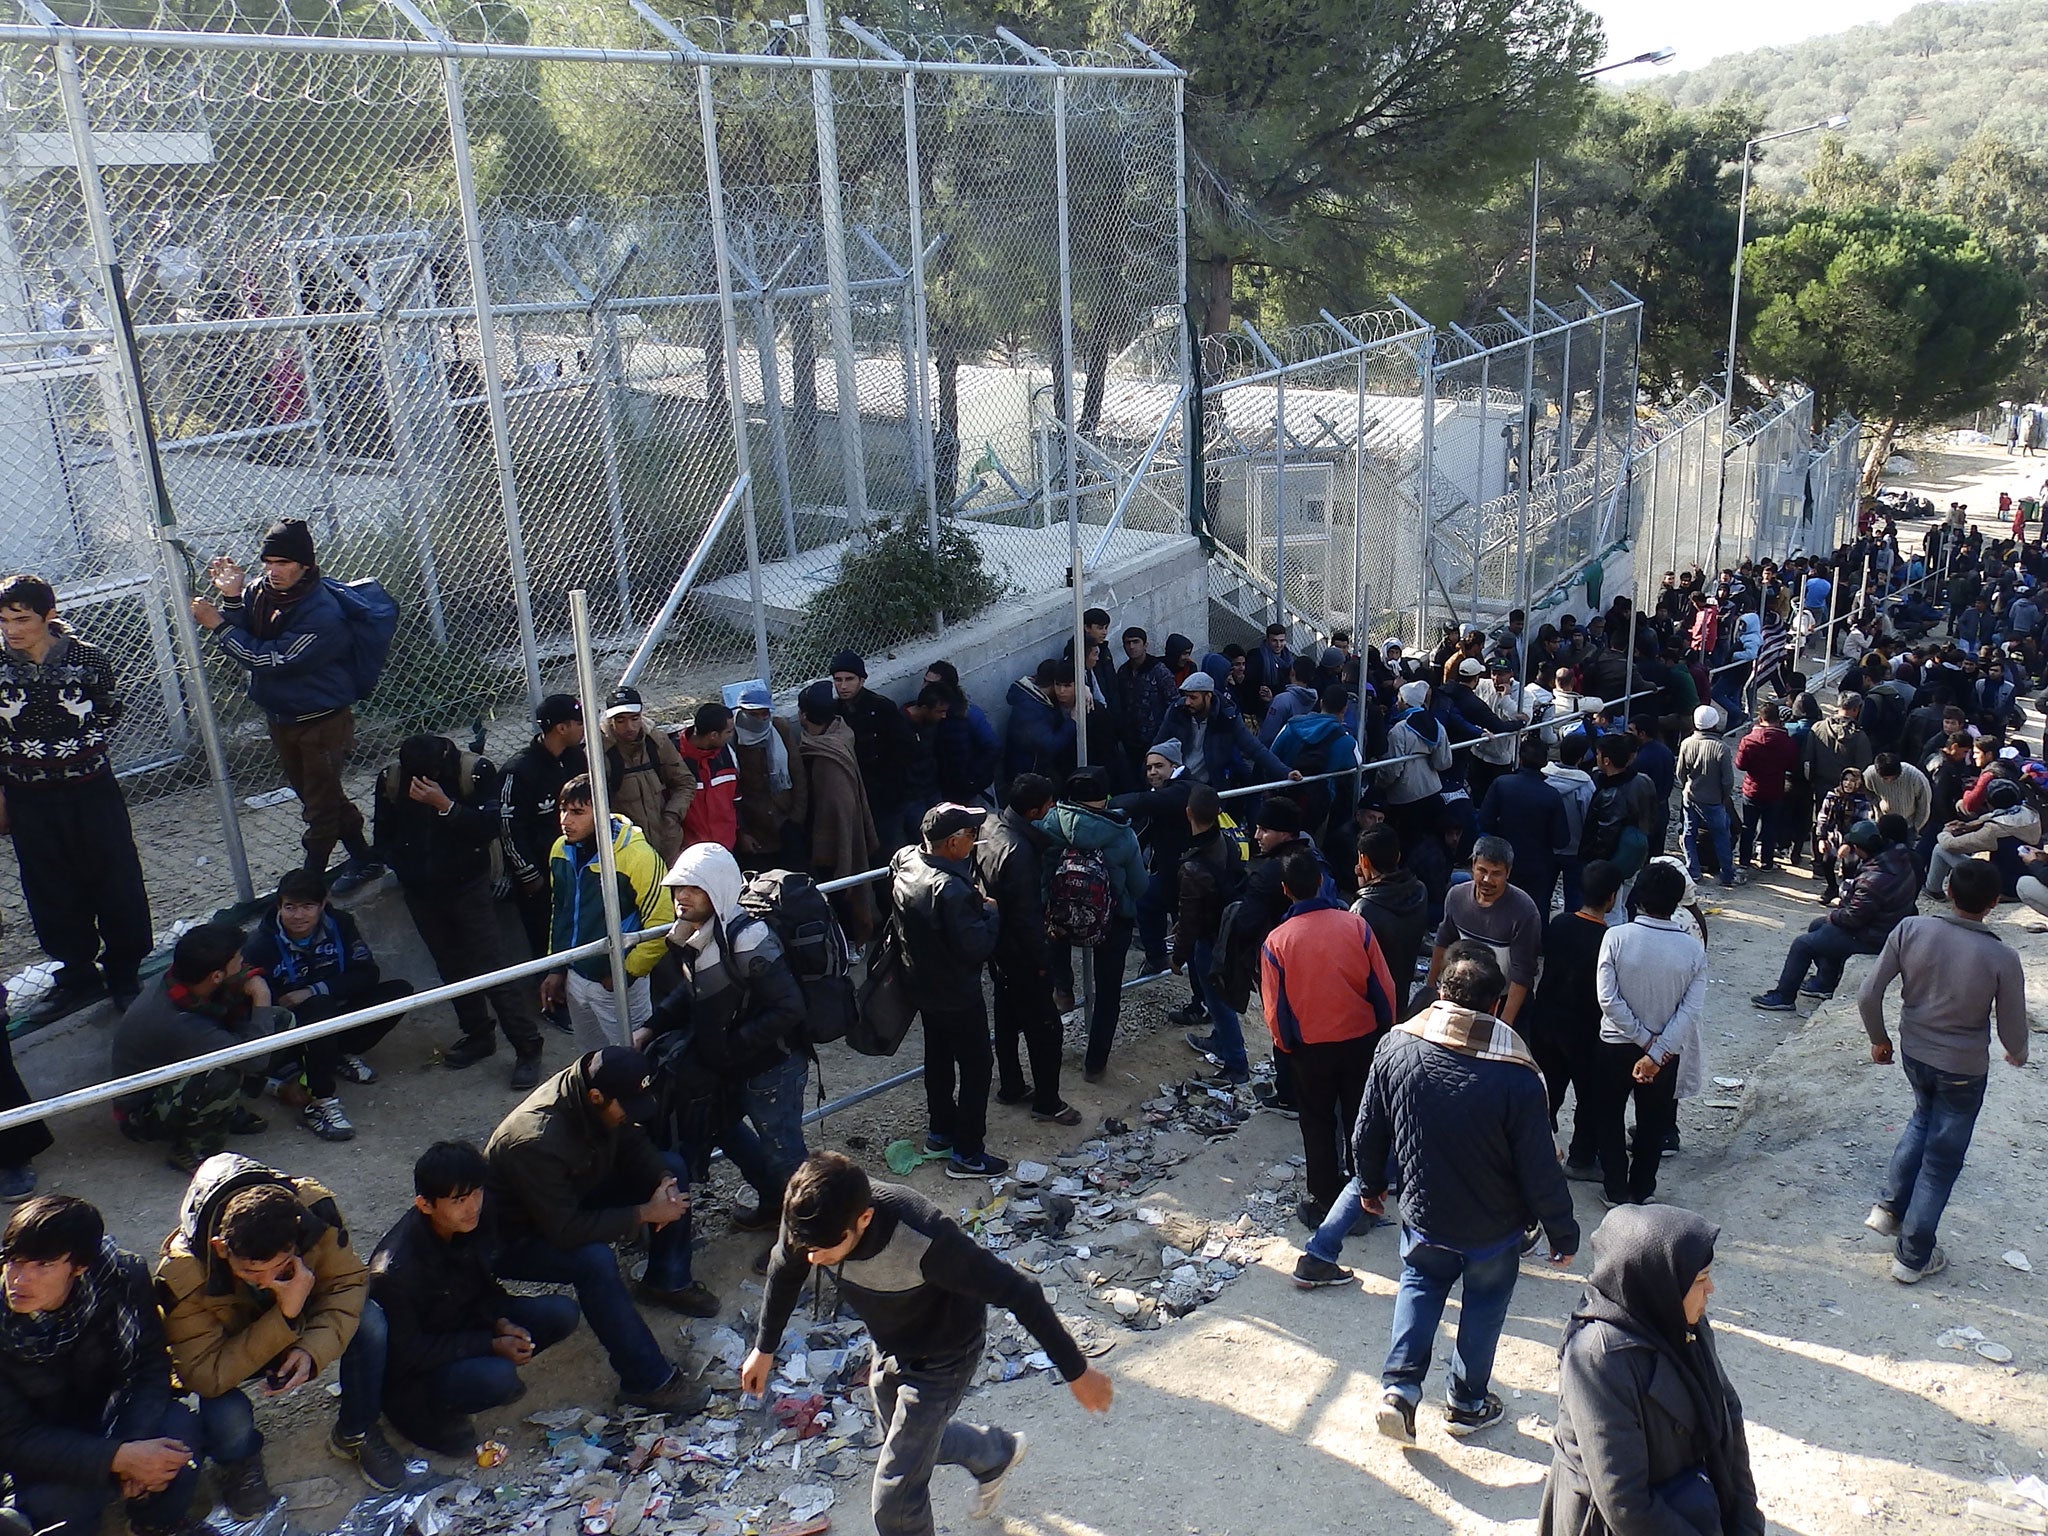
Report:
1031,1102,1083,1126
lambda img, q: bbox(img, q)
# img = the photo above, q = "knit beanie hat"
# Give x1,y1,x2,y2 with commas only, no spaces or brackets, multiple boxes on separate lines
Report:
828,649,867,679
259,517,317,567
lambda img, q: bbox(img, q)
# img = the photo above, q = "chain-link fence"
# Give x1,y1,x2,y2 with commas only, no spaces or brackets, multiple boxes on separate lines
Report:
0,0,1182,980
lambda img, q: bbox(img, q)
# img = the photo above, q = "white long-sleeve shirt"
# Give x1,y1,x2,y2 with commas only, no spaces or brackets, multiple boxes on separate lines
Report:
1595,916,1709,1099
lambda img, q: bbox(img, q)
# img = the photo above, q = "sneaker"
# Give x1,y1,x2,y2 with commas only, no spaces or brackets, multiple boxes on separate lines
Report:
618,1367,712,1416
0,1166,35,1203
1292,1253,1352,1289
1133,959,1171,984
1864,1204,1901,1237
1029,1103,1084,1126
442,1034,497,1071
1797,984,1833,999
1294,1199,1326,1232
509,1055,542,1091
1375,1389,1417,1446
994,1086,1033,1107
1598,1190,1630,1209
1166,1002,1208,1029
16,977,108,1029
1445,1392,1506,1437
1750,992,1797,1011
228,1107,268,1136
214,1453,275,1519
165,1146,206,1176
1183,1030,1221,1058
337,1054,379,1085
543,1004,575,1036
1661,1128,1681,1158
1562,1162,1602,1183
946,1152,1010,1180
1721,870,1748,887
728,1202,781,1233
1082,1065,1106,1084
970,1433,1027,1520
636,1280,722,1317
329,1423,406,1492
1198,1067,1251,1088
327,859,387,897
1252,1082,1298,1119
1891,1246,1948,1284
301,1098,355,1142
924,1132,954,1154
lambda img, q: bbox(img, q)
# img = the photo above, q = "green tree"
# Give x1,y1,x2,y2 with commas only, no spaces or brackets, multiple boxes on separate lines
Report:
1123,0,1603,334
1743,205,2026,484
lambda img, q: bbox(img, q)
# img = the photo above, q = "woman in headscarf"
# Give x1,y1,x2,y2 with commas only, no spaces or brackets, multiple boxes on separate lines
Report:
1540,1205,1763,1536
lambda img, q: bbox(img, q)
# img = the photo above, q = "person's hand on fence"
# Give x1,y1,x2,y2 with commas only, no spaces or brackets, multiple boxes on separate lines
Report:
206,555,246,598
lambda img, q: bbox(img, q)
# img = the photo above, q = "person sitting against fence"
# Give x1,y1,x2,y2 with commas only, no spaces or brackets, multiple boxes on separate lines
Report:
644,843,810,1244
0,573,154,1025
796,681,880,946
189,519,385,897
601,685,691,867
367,1141,579,1456
155,1156,396,1513
238,869,412,1144
484,1047,711,1409
111,923,282,1174
539,775,674,1044
0,1196,209,1536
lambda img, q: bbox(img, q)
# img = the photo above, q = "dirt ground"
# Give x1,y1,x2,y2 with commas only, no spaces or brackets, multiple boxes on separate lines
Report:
13,439,2048,1534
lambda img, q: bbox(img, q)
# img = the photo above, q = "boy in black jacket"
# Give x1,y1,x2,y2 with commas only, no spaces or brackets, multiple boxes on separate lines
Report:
0,1196,207,1536
241,868,412,1142
368,1143,578,1455
742,1153,1112,1534
1175,784,1249,1083
1526,860,1624,1177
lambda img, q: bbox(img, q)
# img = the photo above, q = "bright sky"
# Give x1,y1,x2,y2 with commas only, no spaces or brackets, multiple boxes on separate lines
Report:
1583,0,1921,79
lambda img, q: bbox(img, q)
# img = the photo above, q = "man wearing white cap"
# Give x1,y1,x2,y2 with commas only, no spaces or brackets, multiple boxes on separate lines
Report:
601,685,691,866
1676,705,1744,889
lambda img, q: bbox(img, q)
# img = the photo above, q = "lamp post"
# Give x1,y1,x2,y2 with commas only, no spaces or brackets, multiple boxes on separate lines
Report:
1709,113,1850,573
1580,47,1676,79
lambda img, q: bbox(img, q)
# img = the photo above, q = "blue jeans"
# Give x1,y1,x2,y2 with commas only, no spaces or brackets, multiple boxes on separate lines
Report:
387,1293,580,1440
1879,1053,1989,1271
1188,938,1247,1076
1772,917,1881,998
1682,800,1732,882
721,1052,811,1210
1305,1177,1387,1265
19,1399,202,1535
195,1302,387,1455
1382,1228,1522,1412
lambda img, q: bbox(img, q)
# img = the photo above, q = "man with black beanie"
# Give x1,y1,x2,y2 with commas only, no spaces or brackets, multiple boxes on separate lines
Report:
192,519,385,895
829,650,917,854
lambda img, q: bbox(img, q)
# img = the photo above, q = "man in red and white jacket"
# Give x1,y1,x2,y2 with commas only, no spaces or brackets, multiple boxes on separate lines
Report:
1260,850,1399,1228
677,702,741,851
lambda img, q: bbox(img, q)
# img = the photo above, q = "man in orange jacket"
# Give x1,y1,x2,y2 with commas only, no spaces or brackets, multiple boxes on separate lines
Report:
1260,851,1398,1230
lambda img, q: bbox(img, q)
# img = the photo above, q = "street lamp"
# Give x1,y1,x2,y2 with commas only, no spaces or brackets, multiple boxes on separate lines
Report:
1708,112,1851,572
1580,47,1677,79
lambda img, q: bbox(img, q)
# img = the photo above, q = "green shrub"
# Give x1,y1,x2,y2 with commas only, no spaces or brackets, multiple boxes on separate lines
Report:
786,516,1008,675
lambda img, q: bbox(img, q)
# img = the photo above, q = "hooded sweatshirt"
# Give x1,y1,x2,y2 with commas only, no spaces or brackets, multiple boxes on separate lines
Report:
1036,801,1148,919
645,843,806,1083
1381,692,1452,805
154,1153,367,1397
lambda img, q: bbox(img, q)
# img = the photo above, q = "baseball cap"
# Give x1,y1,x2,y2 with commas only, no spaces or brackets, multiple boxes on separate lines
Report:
536,693,583,729
730,680,772,711
1487,655,1515,672
1457,657,1485,678
584,1046,658,1124
603,685,644,720
921,802,988,844
1179,672,1216,694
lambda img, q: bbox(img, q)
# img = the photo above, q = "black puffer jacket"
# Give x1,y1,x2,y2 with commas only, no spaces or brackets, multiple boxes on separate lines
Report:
1353,870,1430,1015
889,845,999,1010
1352,1020,1578,1256
1832,842,1919,937
974,808,1051,974
0,1243,174,1487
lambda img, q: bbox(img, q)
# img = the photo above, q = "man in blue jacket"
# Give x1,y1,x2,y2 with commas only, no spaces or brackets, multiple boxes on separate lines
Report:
1156,670,1293,791
1476,734,1572,909
1353,941,1577,1444
192,519,384,895
1272,685,1360,846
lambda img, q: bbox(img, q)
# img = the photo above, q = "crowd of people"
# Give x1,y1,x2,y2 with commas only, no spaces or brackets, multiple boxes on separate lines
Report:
0,495,2037,1535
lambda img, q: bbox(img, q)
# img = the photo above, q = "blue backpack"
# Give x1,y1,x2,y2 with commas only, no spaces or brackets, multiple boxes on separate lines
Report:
322,577,399,703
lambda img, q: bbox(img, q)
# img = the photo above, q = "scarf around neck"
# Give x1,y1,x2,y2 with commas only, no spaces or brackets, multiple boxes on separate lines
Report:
1395,1000,1541,1075
736,713,792,791
0,1237,144,1428
246,570,319,640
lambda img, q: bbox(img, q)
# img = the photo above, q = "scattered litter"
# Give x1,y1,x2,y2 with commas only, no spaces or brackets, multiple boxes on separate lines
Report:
1979,1342,2016,1363
243,785,300,810
1711,1076,1745,1090
1970,1498,2048,1531
883,1139,949,1175
2006,1250,2034,1273
1013,1159,1050,1185
1939,1326,1987,1350
778,1484,834,1521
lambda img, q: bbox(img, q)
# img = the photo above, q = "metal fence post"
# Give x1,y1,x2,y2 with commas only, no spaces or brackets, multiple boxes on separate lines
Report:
806,0,869,532
389,0,546,706
1052,70,1081,550
1418,330,1438,649
48,33,255,904
568,590,633,1041
695,62,775,689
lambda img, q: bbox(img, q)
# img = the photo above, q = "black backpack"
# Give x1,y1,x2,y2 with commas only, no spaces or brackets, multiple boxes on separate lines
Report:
737,869,854,1047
